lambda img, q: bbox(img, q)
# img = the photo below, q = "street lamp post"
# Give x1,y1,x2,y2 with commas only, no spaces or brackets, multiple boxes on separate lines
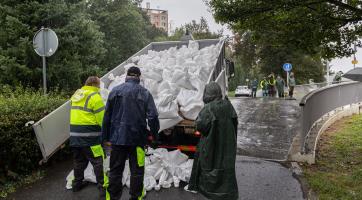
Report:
326,61,329,85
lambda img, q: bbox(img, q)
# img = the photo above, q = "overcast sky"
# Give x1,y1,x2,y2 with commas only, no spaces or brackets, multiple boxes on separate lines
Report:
142,0,361,73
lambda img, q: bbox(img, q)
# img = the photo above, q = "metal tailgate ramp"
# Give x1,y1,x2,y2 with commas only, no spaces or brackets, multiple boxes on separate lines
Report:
33,102,71,164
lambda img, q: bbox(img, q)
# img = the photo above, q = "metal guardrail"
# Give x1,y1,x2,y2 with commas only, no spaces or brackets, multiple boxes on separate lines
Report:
299,81,362,153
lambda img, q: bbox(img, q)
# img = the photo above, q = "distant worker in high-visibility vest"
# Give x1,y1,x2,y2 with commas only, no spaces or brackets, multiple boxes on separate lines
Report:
260,77,269,97
69,76,109,199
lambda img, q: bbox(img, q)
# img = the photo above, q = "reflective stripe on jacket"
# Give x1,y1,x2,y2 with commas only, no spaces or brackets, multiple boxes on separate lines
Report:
260,80,268,89
70,86,105,147
269,77,276,86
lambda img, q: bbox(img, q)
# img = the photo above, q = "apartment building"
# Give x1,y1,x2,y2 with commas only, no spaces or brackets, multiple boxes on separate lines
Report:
143,2,168,32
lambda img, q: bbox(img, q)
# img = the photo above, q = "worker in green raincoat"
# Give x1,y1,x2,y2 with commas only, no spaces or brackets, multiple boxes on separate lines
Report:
188,82,239,200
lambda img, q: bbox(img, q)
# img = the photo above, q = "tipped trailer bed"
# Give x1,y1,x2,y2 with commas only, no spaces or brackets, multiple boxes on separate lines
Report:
33,39,232,163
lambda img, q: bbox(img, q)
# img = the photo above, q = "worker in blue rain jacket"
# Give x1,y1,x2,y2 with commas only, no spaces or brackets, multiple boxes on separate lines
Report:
102,66,160,200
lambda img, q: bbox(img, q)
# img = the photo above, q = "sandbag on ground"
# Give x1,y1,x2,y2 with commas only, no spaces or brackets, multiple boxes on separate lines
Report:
65,148,194,192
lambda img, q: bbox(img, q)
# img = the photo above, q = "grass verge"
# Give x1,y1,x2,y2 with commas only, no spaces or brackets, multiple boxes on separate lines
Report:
303,114,362,200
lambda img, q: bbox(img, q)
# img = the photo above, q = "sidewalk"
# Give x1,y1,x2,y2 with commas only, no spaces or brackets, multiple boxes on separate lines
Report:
6,156,304,200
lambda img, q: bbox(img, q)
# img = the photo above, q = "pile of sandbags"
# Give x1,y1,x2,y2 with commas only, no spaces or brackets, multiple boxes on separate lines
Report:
65,148,194,192
101,40,222,131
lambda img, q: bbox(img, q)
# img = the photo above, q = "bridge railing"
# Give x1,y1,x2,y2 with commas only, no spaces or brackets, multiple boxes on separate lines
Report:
299,81,362,153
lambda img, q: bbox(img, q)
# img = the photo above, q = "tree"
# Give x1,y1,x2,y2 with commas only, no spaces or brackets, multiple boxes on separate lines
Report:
0,0,107,90
228,30,325,88
0,0,167,91
164,17,223,41
87,0,167,71
206,0,362,58
228,31,258,90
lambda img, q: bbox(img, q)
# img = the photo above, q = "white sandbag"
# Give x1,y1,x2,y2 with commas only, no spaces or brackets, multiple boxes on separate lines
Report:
165,57,176,66
173,176,180,188
145,161,162,177
177,89,198,107
176,55,186,66
144,176,157,191
65,162,97,189
142,69,163,82
165,149,189,166
171,69,194,90
161,176,173,188
159,169,169,183
188,40,199,51
151,148,169,159
180,102,204,120
100,89,110,103
158,81,171,94
108,74,126,91
180,103,203,120
162,69,173,82
157,100,179,119
175,159,194,182
163,149,189,176
153,166,164,181
159,116,183,131
131,56,140,63
190,76,206,92
177,88,204,120
108,73,116,81
169,83,181,96
156,93,174,106
141,78,159,96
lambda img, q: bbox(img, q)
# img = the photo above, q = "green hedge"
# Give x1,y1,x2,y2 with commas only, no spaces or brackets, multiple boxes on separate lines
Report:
0,86,67,177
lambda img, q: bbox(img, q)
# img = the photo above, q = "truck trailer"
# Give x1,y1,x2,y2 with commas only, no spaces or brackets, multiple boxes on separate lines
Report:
32,38,234,163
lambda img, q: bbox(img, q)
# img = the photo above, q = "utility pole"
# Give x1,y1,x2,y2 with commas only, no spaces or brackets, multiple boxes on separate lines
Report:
326,61,330,86
353,43,357,69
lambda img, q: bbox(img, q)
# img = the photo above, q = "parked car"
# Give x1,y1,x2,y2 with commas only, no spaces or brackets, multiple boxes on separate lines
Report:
235,85,251,97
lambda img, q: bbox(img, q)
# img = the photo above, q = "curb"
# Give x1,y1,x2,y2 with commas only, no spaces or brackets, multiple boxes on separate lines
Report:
288,104,361,164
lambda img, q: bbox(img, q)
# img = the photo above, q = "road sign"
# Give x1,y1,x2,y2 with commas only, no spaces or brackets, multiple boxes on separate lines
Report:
33,28,58,57
283,63,292,72
352,59,358,65
33,27,58,95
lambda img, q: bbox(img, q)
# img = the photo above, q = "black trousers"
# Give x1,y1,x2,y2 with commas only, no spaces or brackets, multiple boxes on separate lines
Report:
278,90,284,98
251,89,257,98
289,86,294,97
72,147,106,196
108,145,145,200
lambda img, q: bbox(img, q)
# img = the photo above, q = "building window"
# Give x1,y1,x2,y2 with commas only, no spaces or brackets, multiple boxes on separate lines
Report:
162,16,166,20
162,23,166,27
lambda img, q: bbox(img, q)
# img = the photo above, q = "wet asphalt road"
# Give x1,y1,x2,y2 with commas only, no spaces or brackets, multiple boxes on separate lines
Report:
6,156,303,200
230,97,301,160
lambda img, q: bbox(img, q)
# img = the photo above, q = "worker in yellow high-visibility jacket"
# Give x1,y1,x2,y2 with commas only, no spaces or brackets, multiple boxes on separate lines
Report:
69,76,109,200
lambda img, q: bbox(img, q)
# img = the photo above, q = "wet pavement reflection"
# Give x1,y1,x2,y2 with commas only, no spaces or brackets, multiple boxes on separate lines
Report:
231,97,301,160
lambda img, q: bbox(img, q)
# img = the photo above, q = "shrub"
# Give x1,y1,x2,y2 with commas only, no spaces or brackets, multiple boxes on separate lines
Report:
0,86,67,177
